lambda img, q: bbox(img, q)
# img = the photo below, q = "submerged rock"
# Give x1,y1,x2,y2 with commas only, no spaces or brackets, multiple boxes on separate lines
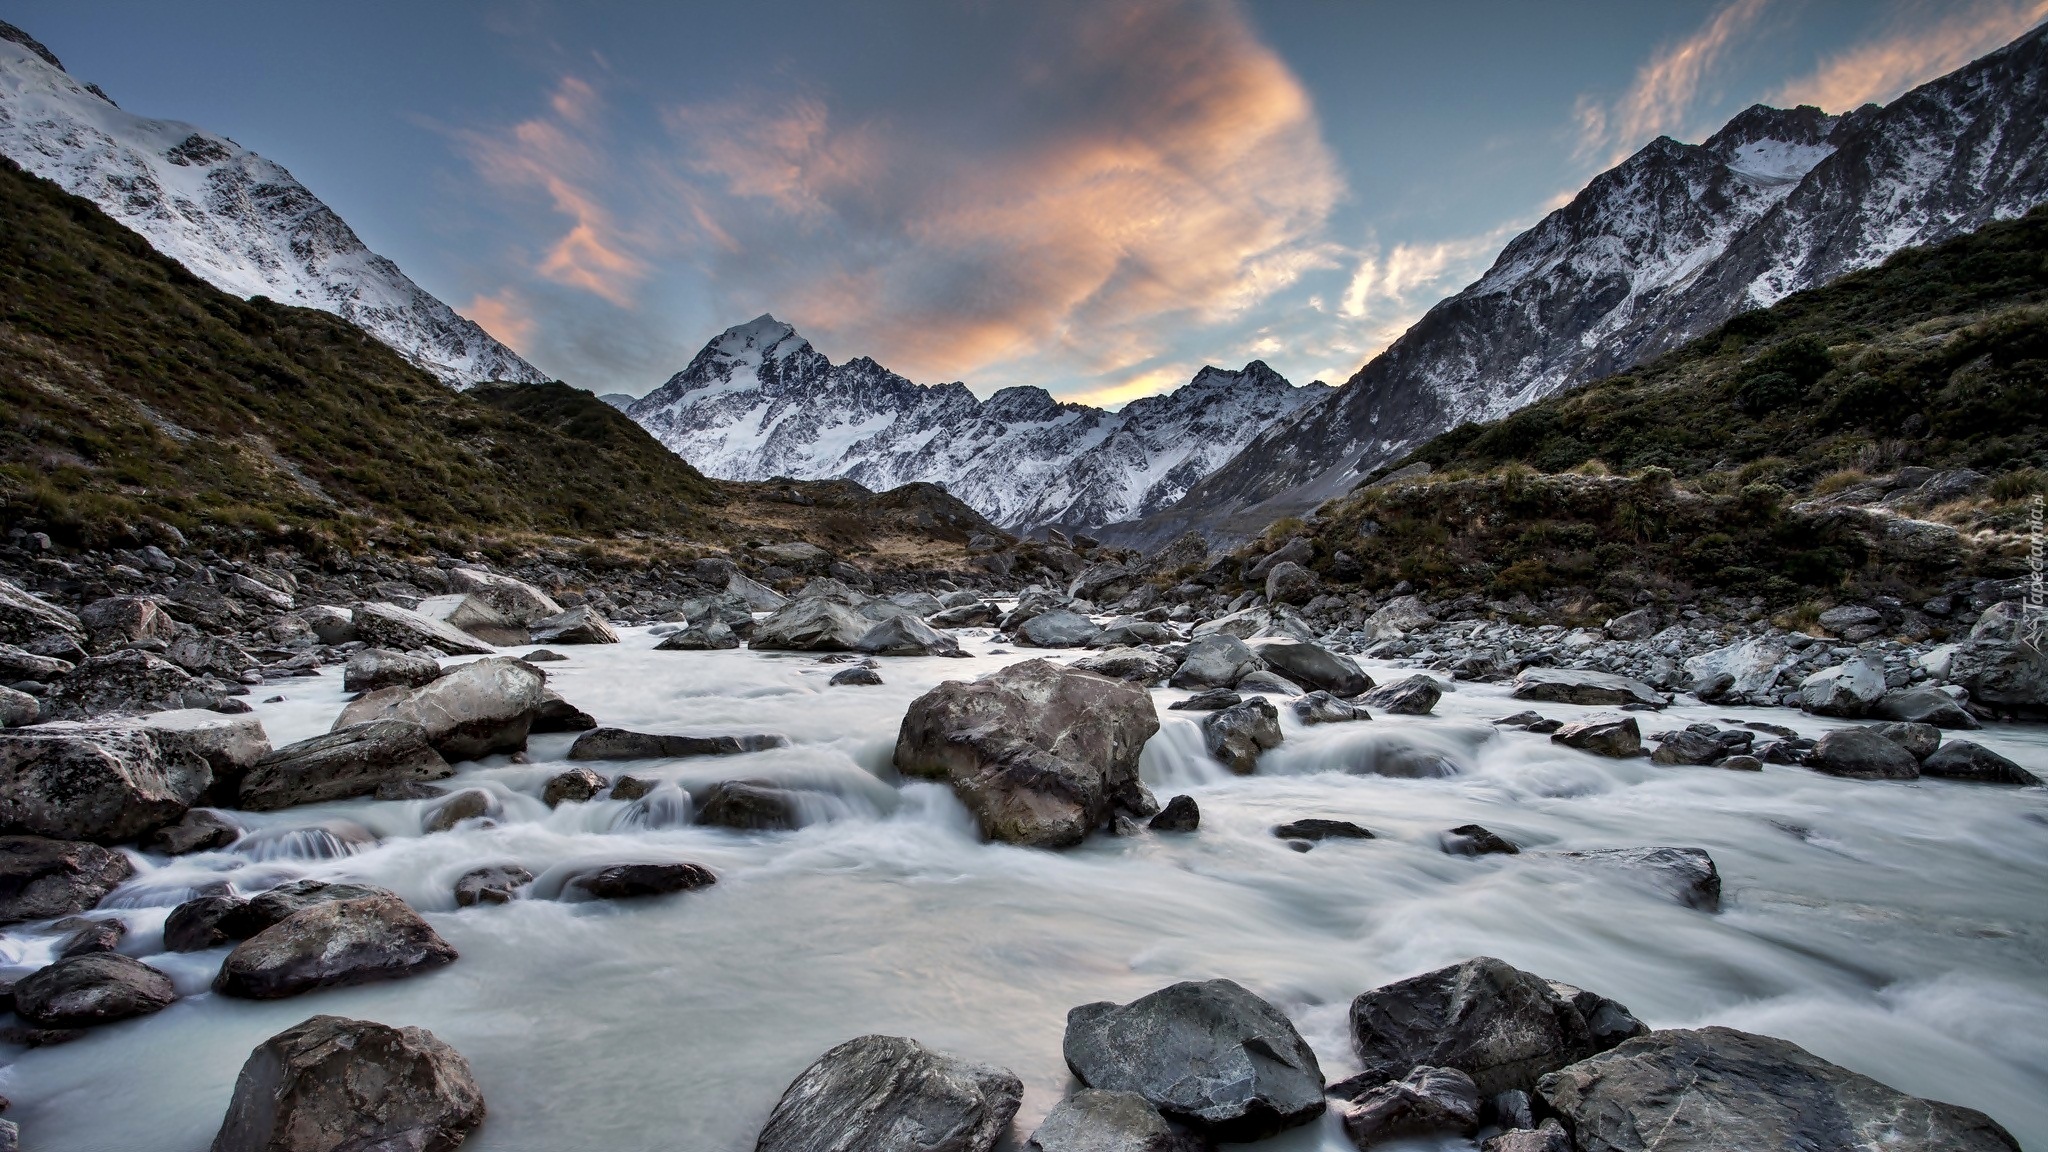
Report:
1553,846,1723,911
12,952,174,1027
343,647,441,694
1202,697,1281,774
454,865,533,907
214,892,458,1000
1344,956,1647,1099
696,780,801,831
756,1034,1023,1152
1063,979,1325,1141
141,808,239,855
211,1014,486,1152
751,598,873,651
566,727,787,761
1441,824,1518,856
1274,818,1373,842
571,862,717,900
895,659,1158,849
1536,1027,2020,1152
1247,638,1371,697
829,665,884,686
1148,795,1199,833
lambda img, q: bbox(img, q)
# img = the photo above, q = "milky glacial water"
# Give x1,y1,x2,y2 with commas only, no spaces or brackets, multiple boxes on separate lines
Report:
4,628,2047,1151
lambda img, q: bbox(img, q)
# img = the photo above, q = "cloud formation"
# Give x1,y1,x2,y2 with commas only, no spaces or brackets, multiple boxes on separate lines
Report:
1575,0,1772,162
1774,0,2048,111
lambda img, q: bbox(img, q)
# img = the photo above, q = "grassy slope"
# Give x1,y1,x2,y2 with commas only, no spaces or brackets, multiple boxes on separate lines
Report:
1254,208,2048,610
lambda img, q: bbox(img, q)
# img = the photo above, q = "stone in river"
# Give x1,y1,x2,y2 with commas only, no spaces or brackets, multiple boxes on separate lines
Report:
756,1034,1022,1152
211,1014,485,1152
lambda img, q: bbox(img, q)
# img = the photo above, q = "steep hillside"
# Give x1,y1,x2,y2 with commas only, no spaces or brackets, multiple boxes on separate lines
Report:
628,315,1328,530
0,157,1001,561
1113,21,2048,549
0,22,545,388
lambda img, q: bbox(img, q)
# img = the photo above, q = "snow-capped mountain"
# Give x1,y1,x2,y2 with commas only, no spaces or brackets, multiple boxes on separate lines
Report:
1109,21,2048,548
0,22,546,389
627,315,1329,530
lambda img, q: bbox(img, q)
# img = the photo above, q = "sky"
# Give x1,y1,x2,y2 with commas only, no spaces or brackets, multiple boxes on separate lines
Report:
8,0,2046,407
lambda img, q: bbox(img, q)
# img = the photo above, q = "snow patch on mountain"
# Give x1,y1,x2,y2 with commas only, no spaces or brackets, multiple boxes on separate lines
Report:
628,316,1328,529
0,35,546,389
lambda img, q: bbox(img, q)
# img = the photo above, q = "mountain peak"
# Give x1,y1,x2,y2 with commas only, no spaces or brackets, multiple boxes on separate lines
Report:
0,20,62,72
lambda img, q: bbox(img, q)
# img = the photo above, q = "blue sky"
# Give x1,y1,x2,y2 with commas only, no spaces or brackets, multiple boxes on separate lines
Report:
9,0,2046,404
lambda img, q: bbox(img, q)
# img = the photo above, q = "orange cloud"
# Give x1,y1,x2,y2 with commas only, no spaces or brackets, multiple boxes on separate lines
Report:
463,287,536,349
1774,0,2048,111
464,77,647,307
1577,0,1772,161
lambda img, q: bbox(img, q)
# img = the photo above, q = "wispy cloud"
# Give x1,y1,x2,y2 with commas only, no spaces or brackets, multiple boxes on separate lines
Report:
1773,0,2048,111
463,287,536,349
1575,0,1772,162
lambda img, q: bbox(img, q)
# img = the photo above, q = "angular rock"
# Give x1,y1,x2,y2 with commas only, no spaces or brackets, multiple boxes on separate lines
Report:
343,648,442,694
829,665,883,686
1341,1065,1480,1146
78,595,181,652
1027,1089,1175,1152
696,780,800,831
757,1033,1022,1152
47,649,203,719
1683,635,1790,700
414,594,530,647
530,605,620,645
566,727,787,761
297,605,357,645
350,602,495,657
332,657,547,761
1865,720,1941,760
530,688,597,733
211,1014,485,1152
1064,979,1324,1140
1872,686,1980,729
240,880,392,931
448,566,564,623
1293,691,1367,723
55,915,126,957
571,862,717,899
1536,1027,2021,1152
1072,648,1177,686
1148,795,1199,832
0,835,133,924
1169,633,1263,691
1362,674,1440,715
1346,957,1646,1099
1363,594,1434,638
856,614,965,658
1016,609,1104,649
751,598,874,651
655,620,740,650
1604,608,1658,641
1441,824,1518,856
1800,657,1888,718
0,641,75,682
1247,637,1371,697
1549,716,1642,758
164,894,249,951
0,726,198,843
1484,1119,1571,1152
1945,641,2048,720
0,577,83,647
727,571,788,612
1203,697,1281,774
542,767,608,808
454,864,533,907
930,602,999,628
13,952,174,1027
242,721,452,810
1511,668,1663,708
1264,561,1316,605
895,660,1159,848
1809,727,1921,780
1233,669,1301,695
1920,741,2041,786
214,893,458,999
141,808,239,855
423,789,498,832
1650,729,1724,766
1554,846,1723,911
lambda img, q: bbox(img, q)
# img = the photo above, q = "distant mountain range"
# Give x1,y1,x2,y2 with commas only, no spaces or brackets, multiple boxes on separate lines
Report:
1103,21,2048,548
626,315,1330,530
0,21,545,389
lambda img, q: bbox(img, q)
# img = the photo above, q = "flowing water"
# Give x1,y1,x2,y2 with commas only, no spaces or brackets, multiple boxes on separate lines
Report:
5,627,2047,1151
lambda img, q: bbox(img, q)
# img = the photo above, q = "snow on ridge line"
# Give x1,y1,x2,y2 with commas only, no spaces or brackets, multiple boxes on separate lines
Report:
0,39,547,390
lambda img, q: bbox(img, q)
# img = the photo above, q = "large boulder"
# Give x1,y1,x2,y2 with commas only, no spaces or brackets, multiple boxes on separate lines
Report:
566,728,786,761
241,721,453,810
1799,657,1888,718
0,835,133,924
448,565,563,623
1016,609,1104,648
1203,697,1281,774
214,892,458,999
47,649,205,719
855,614,965,658
1340,1065,1480,1147
344,647,443,694
211,1014,486,1152
1363,594,1434,638
727,571,788,612
1809,727,1921,780
0,685,36,728
751,598,873,651
1536,1027,2020,1152
164,633,256,677
1920,741,2041,786
0,641,75,682
1169,633,1263,690
143,808,241,855
1247,638,1371,697
1346,957,1647,1099
696,780,801,830
1362,674,1441,715
1149,531,1210,573
350,602,496,656
1682,636,1790,699
1071,648,1178,686
77,595,181,652
414,594,529,647
1944,641,2048,719
332,657,547,761
0,576,83,647
12,952,175,1026
1264,561,1316,605
1027,1090,1175,1152
529,605,620,645
1872,687,1980,729
1063,979,1325,1141
895,660,1159,848
1549,716,1643,758
655,620,740,651
1511,668,1663,708
0,726,200,843
756,1034,1022,1152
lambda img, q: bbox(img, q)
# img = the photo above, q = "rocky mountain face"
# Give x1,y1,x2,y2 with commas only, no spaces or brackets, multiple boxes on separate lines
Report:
0,24,546,389
627,315,1329,531
1106,22,2048,549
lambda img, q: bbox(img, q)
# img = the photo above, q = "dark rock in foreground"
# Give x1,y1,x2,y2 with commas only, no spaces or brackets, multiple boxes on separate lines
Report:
566,727,787,761
1202,697,1280,774
0,835,133,925
756,1033,1022,1152
1064,978,1324,1141
1442,824,1518,856
213,893,458,1000
696,780,801,831
572,862,717,900
1341,1065,1480,1147
240,720,452,811
1920,740,2040,785
13,952,174,1027
211,1014,486,1152
1809,727,1921,780
1537,1027,2020,1152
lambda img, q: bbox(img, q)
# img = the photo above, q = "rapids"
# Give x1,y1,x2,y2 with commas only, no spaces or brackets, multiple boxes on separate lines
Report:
3,627,2045,1151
